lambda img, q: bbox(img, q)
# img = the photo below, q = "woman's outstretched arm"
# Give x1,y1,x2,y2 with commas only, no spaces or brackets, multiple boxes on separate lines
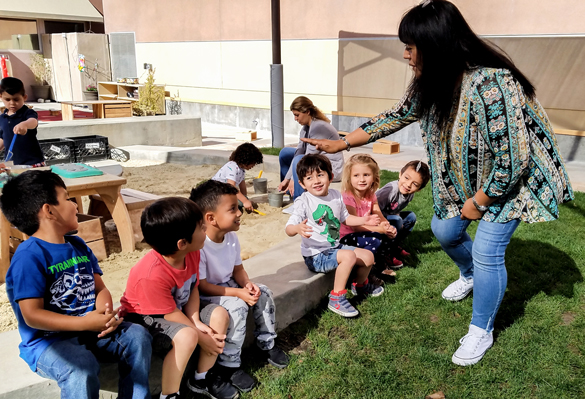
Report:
301,127,371,154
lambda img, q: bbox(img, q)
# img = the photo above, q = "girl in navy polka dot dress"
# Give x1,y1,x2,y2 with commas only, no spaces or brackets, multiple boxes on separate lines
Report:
339,154,401,279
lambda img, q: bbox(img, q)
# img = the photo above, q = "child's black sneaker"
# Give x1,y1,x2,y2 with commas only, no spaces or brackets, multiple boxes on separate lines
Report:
351,279,384,297
215,365,255,393
187,372,239,399
264,346,289,369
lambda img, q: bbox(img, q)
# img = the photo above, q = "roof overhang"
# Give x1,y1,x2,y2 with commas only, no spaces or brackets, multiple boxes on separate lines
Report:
0,0,103,23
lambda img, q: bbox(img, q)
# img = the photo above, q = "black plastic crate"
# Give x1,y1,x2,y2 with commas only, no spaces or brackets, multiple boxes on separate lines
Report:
38,138,76,165
0,139,75,165
71,135,110,162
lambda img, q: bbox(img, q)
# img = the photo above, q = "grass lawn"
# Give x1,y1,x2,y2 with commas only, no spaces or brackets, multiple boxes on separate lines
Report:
242,170,585,399
259,147,282,156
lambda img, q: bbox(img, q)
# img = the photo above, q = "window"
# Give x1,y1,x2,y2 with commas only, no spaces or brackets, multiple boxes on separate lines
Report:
0,18,39,50
44,21,85,34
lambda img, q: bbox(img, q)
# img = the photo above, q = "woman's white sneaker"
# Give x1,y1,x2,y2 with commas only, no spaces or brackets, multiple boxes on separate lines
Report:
442,274,473,301
452,325,493,366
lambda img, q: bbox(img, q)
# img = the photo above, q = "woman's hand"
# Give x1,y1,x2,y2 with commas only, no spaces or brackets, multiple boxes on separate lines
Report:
461,198,484,220
301,137,345,154
278,179,291,193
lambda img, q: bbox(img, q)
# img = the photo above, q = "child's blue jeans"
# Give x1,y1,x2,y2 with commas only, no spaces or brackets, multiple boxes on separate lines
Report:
35,321,152,399
431,214,520,333
386,211,417,242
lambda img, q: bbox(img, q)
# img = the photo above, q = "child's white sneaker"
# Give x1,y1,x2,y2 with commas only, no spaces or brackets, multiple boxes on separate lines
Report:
452,324,493,366
442,274,473,301
282,203,295,214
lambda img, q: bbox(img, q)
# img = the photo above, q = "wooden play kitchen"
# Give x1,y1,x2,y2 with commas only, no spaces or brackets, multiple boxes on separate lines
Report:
0,172,136,282
60,99,132,120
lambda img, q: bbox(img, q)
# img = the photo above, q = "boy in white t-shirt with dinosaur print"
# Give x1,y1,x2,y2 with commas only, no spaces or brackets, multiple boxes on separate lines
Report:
285,154,384,318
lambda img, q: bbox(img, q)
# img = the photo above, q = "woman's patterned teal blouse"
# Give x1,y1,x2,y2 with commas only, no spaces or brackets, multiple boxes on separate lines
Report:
361,67,574,223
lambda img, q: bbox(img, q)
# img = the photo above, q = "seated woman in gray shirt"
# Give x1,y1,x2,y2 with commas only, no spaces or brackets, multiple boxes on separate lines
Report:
278,96,344,202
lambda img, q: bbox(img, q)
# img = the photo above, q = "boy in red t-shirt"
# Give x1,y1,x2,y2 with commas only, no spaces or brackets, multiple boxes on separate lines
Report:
121,197,238,399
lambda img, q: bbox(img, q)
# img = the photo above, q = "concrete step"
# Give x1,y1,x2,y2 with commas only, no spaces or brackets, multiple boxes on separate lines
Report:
0,235,333,398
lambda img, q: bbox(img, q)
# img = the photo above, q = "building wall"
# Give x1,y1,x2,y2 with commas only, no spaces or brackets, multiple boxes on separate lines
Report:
103,0,585,131
103,0,585,41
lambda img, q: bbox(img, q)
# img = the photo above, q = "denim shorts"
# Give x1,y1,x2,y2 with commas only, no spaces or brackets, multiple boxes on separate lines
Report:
304,244,357,273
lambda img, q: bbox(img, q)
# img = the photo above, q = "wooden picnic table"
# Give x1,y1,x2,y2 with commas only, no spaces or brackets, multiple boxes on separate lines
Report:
60,100,132,120
0,173,135,282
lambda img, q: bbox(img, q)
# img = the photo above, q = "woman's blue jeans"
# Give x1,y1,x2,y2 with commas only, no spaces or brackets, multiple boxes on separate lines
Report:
35,322,152,399
279,147,305,201
431,214,520,333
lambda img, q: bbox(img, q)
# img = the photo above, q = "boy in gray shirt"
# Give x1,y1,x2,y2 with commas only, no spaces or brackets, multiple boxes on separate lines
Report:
376,160,430,257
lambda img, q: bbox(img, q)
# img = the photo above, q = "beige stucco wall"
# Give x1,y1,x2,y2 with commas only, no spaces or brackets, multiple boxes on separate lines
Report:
104,0,585,42
135,39,340,111
104,0,585,130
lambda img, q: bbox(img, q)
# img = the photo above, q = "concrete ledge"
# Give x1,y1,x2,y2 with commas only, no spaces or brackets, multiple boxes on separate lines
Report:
0,236,332,398
120,146,282,174
245,236,333,332
37,115,202,148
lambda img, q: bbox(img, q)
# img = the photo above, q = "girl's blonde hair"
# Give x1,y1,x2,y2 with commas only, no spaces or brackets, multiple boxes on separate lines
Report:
290,96,330,123
341,153,380,200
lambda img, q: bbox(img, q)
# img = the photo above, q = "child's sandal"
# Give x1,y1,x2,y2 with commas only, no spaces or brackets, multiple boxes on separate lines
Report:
381,268,397,277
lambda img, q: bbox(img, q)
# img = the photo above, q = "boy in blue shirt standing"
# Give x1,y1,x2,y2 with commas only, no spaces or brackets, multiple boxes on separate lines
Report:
1,170,152,399
0,77,44,165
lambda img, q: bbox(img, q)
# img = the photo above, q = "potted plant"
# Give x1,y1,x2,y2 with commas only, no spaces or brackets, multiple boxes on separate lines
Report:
29,53,52,101
83,84,98,101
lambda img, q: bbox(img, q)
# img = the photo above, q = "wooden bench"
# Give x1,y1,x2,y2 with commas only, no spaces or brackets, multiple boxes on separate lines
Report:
60,100,132,120
88,188,161,243
9,214,107,261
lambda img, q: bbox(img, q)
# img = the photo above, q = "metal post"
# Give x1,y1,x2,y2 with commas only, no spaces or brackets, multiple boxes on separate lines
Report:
270,0,284,148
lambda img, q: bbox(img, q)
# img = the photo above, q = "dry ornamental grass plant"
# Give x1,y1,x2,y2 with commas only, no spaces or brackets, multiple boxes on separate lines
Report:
29,53,52,85
133,68,164,116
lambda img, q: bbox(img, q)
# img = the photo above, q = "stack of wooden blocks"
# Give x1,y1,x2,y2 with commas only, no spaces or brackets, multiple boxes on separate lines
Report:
373,139,400,155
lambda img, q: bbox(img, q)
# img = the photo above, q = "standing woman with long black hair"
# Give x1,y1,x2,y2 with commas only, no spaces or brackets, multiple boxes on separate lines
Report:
303,0,573,366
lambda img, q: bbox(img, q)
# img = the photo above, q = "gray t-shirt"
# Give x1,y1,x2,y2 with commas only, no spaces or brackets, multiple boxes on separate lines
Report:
376,180,414,216
285,189,349,257
285,119,344,181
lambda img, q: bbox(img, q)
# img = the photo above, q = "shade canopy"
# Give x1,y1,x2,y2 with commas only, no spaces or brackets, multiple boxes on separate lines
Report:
0,0,103,22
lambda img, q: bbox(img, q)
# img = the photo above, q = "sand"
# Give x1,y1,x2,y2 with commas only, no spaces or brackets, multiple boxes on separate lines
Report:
0,162,290,333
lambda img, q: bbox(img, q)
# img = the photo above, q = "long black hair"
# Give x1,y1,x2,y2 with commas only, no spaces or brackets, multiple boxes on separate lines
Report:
398,0,535,128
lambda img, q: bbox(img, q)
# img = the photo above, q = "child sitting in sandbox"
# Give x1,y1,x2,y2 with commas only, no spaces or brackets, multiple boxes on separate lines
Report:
285,154,384,318
212,142,264,213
